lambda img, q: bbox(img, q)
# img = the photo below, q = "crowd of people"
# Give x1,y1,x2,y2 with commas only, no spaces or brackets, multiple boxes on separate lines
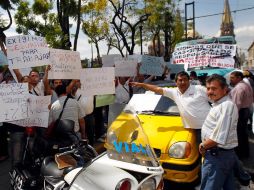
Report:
131,69,254,190
0,64,254,189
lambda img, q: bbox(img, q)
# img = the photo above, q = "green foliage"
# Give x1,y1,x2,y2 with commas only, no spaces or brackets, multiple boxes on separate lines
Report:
32,0,52,15
14,0,68,48
81,0,109,61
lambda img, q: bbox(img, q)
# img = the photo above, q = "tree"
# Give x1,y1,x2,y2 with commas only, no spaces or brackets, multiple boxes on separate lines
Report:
108,0,150,55
15,0,82,50
140,0,183,59
0,0,19,54
81,0,108,64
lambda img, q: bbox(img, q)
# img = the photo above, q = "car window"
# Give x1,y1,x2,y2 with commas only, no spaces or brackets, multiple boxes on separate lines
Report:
125,94,179,115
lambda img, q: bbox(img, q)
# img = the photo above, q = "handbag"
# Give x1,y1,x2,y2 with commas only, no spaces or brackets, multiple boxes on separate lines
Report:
45,97,69,138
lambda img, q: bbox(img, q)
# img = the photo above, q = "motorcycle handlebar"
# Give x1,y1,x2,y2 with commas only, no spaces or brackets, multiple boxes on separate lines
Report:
58,144,77,153
56,139,91,157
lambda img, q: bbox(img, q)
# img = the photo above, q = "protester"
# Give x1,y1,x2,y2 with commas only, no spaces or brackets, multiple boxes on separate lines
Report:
199,74,238,190
49,79,63,104
0,122,8,162
13,67,50,96
0,70,20,163
190,70,201,85
130,71,211,144
8,75,30,166
243,70,254,132
48,84,86,139
230,71,253,159
115,77,132,104
70,80,95,145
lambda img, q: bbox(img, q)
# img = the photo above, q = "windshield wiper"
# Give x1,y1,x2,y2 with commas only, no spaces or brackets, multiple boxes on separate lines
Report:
138,110,180,116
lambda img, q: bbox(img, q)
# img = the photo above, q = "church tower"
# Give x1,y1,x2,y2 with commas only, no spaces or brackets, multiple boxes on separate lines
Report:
220,0,235,37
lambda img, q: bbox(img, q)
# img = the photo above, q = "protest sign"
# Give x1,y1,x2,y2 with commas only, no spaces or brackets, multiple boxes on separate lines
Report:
172,43,236,69
139,55,165,76
0,83,29,122
80,67,115,96
6,35,50,69
48,48,82,79
128,54,142,63
166,62,184,74
114,59,137,76
10,95,51,128
0,50,8,65
95,94,115,107
102,54,122,67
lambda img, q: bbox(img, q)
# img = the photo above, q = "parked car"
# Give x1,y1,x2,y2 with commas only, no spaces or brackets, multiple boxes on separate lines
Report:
107,93,200,185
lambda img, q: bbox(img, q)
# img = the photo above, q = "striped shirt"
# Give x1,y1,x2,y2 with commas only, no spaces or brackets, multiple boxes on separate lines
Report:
230,81,253,110
201,95,238,149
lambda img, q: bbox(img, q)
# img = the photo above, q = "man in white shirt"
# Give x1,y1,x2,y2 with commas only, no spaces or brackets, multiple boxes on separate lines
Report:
13,67,50,96
199,74,238,190
48,85,86,139
130,71,211,144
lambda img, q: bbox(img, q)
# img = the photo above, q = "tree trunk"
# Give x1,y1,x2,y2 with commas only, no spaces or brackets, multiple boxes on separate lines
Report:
73,0,81,51
95,41,101,66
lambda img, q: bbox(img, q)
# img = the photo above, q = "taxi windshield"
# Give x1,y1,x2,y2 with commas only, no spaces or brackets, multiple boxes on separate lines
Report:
124,94,179,116
105,112,160,167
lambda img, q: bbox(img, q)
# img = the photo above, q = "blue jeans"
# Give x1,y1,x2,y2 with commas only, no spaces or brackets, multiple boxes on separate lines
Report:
200,149,236,190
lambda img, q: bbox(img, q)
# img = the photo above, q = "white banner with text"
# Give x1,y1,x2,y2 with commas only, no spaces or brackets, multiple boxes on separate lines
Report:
6,35,50,69
80,67,115,96
48,48,82,79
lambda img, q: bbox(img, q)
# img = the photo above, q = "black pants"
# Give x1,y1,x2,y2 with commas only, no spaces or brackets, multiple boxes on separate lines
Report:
235,108,250,160
85,114,95,146
0,123,8,157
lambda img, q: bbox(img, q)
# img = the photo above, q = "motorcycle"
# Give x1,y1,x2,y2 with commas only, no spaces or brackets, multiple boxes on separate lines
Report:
9,119,98,190
11,112,164,190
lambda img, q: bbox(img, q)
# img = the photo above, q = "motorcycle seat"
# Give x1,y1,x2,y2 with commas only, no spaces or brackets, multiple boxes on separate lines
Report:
41,157,76,178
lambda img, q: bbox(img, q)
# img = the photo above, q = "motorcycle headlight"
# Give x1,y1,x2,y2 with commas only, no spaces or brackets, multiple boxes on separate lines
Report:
106,131,117,145
139,178,156,190
168,142,191,159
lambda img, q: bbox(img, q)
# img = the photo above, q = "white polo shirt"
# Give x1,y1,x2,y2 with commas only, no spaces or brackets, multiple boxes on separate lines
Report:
163,85,211,129
75,89,94,115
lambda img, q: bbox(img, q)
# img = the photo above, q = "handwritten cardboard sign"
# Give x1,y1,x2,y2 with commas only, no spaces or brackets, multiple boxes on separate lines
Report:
127,54,142,63
139,55,165,76
114,59,137,76
102,54,122,67
48,48,82,79
0,83,29,97
80,67,115,96
172,43,237,69
10,95,51,128
166,62,184,74
0,83,29,122
6,35,50,69
0,50,8,65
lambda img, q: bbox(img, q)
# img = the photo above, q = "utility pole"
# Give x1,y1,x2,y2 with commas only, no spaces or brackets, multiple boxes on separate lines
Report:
164,2,171,62
185,1,195,40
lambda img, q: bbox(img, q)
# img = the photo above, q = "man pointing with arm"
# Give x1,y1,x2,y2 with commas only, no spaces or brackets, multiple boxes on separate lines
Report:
130,71,211,144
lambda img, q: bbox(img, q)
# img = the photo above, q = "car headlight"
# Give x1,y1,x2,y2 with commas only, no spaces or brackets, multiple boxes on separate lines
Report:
139,178,156,190
168,142,191,159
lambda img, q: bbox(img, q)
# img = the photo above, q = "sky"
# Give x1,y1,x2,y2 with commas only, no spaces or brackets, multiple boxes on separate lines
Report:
1,0,254,59
179,0,254,54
